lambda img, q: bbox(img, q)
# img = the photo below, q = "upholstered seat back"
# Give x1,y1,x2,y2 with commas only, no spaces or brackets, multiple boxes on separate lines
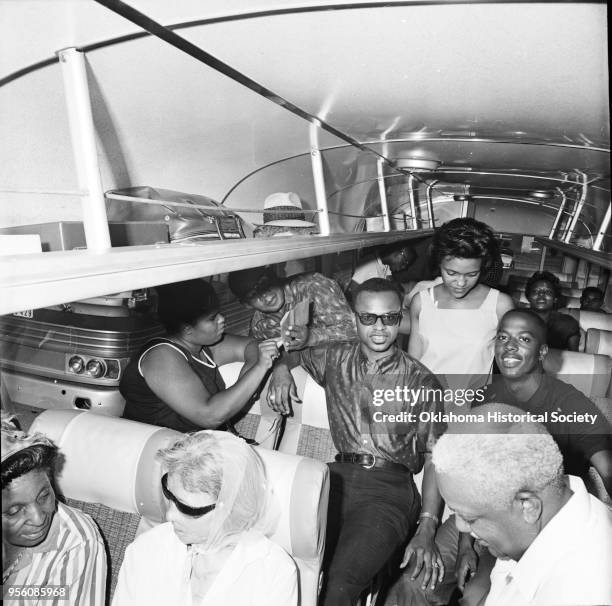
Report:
30,410,329,606
561,308,612,332
219,362,337,462
218,362,284,448
585,329,612,358
543,349,612,399
276,366,338,462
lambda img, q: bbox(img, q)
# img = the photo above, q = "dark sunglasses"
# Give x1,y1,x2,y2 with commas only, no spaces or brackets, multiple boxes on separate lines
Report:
356,312,402,326
160,473,216,518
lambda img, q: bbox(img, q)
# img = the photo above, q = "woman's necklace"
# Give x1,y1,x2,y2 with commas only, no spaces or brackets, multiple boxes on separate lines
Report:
2,549,24,584
197,347,217,368
169,336,217,368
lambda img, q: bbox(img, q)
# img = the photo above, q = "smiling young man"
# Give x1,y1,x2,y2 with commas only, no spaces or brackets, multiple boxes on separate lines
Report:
453,309,612,603
484,309,612,493
387,308,612,606
432,403,612,606
269,278,446,606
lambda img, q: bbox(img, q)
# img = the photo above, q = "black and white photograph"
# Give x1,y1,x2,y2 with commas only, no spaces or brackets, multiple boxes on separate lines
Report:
1,2,610,605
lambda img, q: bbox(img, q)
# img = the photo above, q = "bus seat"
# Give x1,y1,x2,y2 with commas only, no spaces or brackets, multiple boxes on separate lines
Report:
218,361,282,449
560,287,583,298
560,308,612,332
506,272,577,288
543,349,612,399
30,409,330,606
563,296,581,309
507,274,577,290
276,367,338,463
217,361,334,457
585,329,612,358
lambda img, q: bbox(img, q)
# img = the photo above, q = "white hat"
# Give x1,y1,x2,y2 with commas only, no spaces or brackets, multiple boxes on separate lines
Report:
258,192,316,227
1,412,54,463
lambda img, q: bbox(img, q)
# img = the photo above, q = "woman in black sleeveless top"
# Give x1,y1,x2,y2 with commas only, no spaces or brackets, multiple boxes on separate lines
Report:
120,279,280,432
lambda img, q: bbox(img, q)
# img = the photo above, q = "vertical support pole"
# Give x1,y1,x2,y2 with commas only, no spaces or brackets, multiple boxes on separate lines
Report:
584,262,592,288
408,174,417,230
377,160,390,231
58,48,111,251
538,246,547,271
564,171,587,244
548,189,567,239
593,203,611,251
309,124,330,236
571,256,579,284
426,180,437,229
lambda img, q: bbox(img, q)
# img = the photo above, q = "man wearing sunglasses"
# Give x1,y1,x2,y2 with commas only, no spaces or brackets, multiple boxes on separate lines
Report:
269,278,446,606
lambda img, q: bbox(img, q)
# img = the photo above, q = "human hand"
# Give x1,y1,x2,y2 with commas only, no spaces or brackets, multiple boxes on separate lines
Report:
456,544,478,592
255,339,281,371
283,325,309,351
266,365,301,414
400,525,444,591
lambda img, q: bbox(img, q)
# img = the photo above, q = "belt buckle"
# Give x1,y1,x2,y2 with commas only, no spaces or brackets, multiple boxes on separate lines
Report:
361,454,376,469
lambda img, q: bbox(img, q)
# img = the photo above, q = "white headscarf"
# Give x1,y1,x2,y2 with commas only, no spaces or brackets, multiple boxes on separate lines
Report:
157,430,271,551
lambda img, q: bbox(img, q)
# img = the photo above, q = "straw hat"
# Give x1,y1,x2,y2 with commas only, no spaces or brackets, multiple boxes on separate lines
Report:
256,192,316,227
1,412,54,464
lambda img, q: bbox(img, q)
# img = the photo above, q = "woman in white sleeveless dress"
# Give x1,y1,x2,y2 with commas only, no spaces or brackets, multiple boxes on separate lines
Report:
408,218,514,397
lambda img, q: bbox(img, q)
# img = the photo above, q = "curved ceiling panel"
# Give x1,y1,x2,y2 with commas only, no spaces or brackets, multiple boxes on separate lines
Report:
1,1,608,231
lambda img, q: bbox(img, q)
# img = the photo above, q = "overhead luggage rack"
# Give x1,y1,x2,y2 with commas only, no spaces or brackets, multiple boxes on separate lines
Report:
0,230,432,316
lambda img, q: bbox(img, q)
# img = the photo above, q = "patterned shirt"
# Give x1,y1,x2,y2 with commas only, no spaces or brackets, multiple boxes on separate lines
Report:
250,272,356,346
3,501,107,606
298,341,445,472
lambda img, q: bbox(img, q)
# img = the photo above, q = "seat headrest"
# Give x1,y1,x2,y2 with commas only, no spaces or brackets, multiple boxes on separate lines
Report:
543,349,612,399
255,447,328,559
30,410,329,560
31,410,180,522
585,328,612,358
561,308,612,332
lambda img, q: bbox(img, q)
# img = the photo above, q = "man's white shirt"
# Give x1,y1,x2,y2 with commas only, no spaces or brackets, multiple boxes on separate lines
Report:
485,475,612,606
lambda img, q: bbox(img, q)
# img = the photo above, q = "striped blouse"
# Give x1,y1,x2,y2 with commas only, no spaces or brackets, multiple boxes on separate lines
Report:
3,501,107,606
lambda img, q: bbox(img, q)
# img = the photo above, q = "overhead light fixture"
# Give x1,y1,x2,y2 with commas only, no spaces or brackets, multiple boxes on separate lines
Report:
395,157,441,171
528,190,555,199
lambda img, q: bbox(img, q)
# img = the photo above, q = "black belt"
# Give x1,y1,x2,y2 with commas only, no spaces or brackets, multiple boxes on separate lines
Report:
335,453,409,473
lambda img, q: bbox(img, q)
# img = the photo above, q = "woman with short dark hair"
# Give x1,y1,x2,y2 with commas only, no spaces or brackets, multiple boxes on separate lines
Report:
525,271,580,351
409,218,514,390
2,413,107,605
120,279,280,432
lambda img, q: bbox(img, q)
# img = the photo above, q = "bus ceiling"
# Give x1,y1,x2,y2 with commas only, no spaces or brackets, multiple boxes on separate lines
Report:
0,1,609,311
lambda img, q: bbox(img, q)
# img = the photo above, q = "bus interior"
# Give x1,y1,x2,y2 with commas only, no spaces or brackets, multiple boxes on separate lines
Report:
1,1,610,605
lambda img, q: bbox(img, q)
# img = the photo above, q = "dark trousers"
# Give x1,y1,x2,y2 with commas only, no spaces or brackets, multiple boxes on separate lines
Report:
320,462,421,606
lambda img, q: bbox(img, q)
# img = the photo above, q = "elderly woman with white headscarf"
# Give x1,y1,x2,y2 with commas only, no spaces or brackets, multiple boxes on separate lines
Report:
112,431,298,606
1,413,107,605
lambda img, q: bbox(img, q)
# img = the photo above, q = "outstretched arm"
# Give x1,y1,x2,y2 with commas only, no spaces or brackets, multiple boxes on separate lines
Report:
495,291,515,322
408,294,424,360
141,339,280,428
401,455,445,591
